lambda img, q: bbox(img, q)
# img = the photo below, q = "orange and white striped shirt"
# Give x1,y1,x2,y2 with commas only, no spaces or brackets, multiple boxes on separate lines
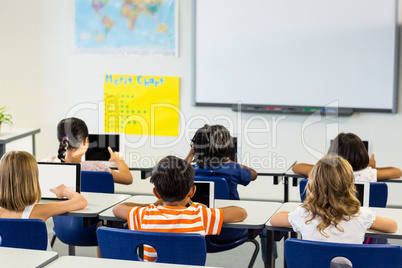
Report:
127,203,223,262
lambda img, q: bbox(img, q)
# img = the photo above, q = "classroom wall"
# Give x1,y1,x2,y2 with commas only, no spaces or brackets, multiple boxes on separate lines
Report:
1,0,402,204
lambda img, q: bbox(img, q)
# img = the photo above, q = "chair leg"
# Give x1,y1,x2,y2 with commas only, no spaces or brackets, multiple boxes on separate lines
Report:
68,245,76,256
50,235,57,247
246,239,260,268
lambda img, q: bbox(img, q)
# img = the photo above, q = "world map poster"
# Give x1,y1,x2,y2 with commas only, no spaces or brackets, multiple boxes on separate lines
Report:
75,0,177,56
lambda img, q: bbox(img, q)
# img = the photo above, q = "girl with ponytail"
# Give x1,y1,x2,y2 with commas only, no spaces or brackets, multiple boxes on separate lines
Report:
47,117,132,185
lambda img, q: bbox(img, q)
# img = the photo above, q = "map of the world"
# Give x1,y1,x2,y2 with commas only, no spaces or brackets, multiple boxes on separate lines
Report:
75,0,177,56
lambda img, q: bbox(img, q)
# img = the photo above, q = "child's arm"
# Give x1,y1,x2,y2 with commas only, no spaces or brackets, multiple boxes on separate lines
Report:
184,146,194,164
269,211,292,227
227,160,258,181
108,147,133,185
113,200,162,219
220,206,247,223
292,163,313,177
376,167,402,180
32,185,88,222
368,154,402,180
370,216,398,233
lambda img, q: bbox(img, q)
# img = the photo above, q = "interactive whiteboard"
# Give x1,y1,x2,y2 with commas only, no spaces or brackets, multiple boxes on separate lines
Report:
193,0,400,114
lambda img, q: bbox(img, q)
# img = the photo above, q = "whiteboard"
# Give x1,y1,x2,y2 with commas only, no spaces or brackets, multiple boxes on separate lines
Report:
194,0,399,112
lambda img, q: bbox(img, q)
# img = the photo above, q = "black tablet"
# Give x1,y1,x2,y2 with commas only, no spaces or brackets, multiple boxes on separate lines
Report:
85,134,120,161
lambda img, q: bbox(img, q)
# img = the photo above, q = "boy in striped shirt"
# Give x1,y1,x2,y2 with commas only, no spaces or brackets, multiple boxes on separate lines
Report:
113,155,247,262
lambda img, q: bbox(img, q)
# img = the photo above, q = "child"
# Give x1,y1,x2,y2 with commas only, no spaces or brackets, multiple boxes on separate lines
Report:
293,132,402,181
271,154,397,243
113,156,247,262
186,124,257,200
46,117,132,185
0,151,88,250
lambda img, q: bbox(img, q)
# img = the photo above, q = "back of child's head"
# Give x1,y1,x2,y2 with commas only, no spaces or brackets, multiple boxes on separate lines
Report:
0,151,41,211
57,117,88,162
191,124,234,167
327,132,369,171
304,154,360,236
150,156,195,202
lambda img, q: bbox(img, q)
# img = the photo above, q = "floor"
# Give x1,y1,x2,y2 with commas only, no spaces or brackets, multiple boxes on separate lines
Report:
47,218,402,268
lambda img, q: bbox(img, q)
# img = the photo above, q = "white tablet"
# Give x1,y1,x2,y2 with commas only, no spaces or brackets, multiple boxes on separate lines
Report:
354,181,370,207
37,162,81,199
192,181,215,208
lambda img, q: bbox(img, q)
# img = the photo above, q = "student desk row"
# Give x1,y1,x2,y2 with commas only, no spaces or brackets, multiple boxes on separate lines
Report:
0,248,219,268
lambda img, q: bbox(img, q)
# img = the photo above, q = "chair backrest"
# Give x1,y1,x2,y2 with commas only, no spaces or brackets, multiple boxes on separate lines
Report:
0,218,48,250
285,238,402,268
194,175,229,199
97,227,207,266
299,179,388,207
81,171,114,194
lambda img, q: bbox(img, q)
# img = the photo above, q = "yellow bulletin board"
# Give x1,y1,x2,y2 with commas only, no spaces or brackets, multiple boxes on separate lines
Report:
104,75,180,136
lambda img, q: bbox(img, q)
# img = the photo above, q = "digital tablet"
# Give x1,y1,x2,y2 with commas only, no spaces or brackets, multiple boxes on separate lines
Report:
85,134,120,161
192,181,215,208
37,162,81,199
327,138,372,157
354,181,370,207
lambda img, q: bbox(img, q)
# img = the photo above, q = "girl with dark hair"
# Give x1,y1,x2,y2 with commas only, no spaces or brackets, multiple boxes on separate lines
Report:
293,132,401,181
186,124,257,200
46,117,132,185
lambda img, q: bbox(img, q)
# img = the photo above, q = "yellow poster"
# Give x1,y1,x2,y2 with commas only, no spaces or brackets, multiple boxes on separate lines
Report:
104,74,180,136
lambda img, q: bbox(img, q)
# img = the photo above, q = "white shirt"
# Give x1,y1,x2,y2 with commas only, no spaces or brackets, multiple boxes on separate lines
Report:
354,167,377,182
288,206,375,244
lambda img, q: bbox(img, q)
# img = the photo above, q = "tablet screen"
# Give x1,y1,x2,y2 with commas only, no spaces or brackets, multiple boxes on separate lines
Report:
193,181,215,208
37,162,81,199
354,181,370,207
85,134,120,161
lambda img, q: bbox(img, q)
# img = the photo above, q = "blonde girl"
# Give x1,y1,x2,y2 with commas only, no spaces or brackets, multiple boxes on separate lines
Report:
0,151,87,231
271,154,397,242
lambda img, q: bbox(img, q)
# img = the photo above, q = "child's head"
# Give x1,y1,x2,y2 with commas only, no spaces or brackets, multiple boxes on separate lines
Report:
191,124,234,167
150,156,195,202
304,154,360,236
327,132,369,171
57,117,89,162
0,151,41,211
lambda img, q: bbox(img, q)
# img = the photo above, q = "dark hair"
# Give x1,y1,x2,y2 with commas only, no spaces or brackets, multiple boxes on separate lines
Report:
327,132,369,171
57,118,89,162
150,156,195,202
191,124,234,167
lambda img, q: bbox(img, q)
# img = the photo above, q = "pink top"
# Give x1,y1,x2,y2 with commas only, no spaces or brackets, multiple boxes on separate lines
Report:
43,155,111,173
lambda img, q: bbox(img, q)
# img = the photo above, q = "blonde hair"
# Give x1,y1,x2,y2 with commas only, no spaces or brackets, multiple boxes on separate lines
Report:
0,151,41,211
302,154,360,237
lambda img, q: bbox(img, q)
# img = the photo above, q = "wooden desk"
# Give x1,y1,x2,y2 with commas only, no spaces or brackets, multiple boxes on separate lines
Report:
0,247,58,267
45,256,220,268
265,202,402,268
0,127,40,157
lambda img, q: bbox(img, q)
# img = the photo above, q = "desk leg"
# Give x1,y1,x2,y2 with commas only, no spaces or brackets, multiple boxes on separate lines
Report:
32,134,36,157
265,230,275,268
284,176,289,202
0,144,4,159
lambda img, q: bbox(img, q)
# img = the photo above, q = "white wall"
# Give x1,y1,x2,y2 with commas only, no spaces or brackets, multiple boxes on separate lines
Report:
1,0,402,205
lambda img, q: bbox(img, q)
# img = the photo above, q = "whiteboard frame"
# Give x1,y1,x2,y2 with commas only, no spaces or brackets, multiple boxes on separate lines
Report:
192,0,400,114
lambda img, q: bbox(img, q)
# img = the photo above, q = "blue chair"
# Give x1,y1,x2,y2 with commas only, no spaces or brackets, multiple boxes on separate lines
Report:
97,227,207,266
299,179,388,207
51,171,114,255
285,238,402,268
194,175,259,268
0,218,48,250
